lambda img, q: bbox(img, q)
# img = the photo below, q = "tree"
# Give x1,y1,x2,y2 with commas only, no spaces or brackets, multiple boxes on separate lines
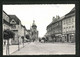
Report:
3,29,15,55
4,29,15,39
25,34,30,42
25,34,30,39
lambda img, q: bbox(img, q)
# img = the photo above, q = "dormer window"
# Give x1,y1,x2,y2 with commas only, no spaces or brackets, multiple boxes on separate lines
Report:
10,19,16,24
12,21,14,22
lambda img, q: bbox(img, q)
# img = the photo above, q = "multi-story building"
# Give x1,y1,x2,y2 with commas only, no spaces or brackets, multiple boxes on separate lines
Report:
46,15,62,42
3,11,11,31
30,20,38,42
3,11,28,45
21,25,28,42
62,7,75,43
21,25,25,37
3,11,11,45
9,15,22,44
46,7,75,43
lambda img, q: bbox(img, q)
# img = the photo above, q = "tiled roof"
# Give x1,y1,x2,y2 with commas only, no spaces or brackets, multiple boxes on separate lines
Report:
9,15,21,25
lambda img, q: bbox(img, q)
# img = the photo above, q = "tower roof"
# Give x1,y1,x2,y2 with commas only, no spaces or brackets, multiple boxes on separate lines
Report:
32,20,37,27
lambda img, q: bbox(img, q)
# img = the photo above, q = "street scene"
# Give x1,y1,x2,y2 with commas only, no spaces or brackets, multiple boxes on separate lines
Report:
3,4,75,55
11,42,75,55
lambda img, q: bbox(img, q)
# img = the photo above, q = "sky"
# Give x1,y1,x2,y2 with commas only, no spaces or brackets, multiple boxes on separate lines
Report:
3,4,75,37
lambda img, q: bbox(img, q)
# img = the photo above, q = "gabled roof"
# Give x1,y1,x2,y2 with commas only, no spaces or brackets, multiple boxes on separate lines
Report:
9,15,21,25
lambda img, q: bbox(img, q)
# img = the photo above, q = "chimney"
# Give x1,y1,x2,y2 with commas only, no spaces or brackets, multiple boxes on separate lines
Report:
52,17,55,22
56,15,60,19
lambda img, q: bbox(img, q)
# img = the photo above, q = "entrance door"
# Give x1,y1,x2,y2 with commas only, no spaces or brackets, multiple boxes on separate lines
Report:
67,34,69,42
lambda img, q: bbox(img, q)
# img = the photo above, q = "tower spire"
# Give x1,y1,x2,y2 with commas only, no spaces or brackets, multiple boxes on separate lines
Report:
33,20,35,25
32,20,37,28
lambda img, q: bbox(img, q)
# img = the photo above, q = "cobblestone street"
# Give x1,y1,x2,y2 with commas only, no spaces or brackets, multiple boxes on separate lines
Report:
10,42,75,55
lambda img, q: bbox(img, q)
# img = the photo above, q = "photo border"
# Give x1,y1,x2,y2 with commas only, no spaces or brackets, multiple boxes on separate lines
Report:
0,0,80,57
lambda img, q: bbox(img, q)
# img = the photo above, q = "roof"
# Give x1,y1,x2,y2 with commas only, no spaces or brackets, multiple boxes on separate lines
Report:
9,15,21,25
47,17,63,29
3,11,12,26
32,20,37,27
21,25,27,30
65,7,75,16
3,10,9,17
46,7,75,29
21,24,24,27
3,19,12,26
70,7,75,12
27,30,30,32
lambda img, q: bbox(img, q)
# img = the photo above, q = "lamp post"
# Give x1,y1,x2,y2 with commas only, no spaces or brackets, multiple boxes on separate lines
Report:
22,37,24,47
21,36,24,47
18,36,20,51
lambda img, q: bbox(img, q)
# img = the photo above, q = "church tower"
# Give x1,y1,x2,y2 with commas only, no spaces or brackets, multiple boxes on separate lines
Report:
30,20,38,42
32,20,37,30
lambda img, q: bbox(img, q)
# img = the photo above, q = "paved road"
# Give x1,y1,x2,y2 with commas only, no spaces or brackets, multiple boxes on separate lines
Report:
11,42,75,55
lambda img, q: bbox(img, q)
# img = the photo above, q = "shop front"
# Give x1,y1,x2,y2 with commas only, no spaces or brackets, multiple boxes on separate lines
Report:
69,33,75,43
54,34,62,42
62,33,75,43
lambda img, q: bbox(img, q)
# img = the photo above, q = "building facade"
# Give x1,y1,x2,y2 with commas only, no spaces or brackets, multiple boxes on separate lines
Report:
21,25,27,42
46,16,62,42
3,11,11,45
62,7,75,43
3,11,11,31
46,7,75,43
3,11,28,45
9,15,23,44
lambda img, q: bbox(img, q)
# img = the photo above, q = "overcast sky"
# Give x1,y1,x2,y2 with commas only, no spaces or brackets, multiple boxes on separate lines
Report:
3,4,75,37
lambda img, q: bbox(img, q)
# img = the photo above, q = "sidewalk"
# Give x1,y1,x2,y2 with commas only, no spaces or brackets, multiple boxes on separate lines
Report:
3,42,28,55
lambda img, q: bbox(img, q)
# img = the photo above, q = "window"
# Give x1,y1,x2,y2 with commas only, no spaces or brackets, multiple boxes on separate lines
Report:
64,27,65,29
69,19,71,23
66,27,68,29
72,18,74,22
12,21,14,22
12,25,16,28
72,26,74,28
64,20,65,24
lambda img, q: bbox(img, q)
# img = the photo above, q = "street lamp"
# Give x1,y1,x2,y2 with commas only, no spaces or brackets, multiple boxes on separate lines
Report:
21,36,24,47
18,36,20,51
